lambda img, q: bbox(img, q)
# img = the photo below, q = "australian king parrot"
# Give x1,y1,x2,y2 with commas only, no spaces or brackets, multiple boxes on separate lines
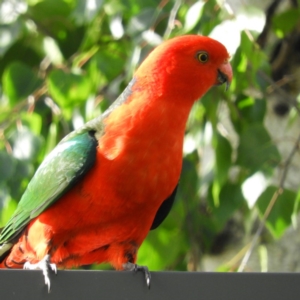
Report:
0,35,232,290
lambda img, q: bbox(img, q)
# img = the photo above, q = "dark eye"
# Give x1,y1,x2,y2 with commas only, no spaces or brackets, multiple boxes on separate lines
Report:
196,51,209,63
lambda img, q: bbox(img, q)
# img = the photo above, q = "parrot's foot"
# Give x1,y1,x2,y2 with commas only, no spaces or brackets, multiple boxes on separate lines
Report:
23,254,57,292
123,262,151,288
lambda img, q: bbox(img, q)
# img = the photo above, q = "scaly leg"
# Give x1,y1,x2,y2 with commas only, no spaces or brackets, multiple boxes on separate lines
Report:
23,254,57,292
123,262,151,288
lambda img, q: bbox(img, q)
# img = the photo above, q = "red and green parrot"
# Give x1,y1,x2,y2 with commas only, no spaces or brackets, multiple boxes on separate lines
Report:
0,35,232,290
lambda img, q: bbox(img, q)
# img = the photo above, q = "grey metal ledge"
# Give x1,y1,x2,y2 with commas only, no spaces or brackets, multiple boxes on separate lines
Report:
0,269,299,300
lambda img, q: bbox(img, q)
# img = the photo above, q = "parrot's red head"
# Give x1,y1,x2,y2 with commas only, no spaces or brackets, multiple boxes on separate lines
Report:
135,35,232,102
101,35,232,160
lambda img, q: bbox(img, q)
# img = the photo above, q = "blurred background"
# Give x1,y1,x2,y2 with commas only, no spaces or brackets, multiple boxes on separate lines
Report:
0,0,300,272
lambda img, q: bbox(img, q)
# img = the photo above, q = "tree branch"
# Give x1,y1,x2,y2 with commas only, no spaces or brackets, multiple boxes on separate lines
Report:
238,131,300,272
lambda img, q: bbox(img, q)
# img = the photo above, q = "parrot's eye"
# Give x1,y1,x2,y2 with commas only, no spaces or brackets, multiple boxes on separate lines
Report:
196,51,209,63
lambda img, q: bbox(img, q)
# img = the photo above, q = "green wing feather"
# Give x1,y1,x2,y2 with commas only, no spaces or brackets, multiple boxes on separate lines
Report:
0,78,135,252
0,130,98,245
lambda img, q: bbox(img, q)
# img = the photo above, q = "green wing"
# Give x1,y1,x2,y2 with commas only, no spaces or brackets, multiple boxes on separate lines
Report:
0,78,135,249
0,130,98,245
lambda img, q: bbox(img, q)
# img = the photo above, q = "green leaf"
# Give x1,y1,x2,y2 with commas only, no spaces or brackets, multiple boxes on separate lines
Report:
178,151,200,201
201,89,220,127
126,8,156,36
211,133,232,206
138,194,188,270
47,69,92,107
214,133,232,187
87,46,125,89
27,0,72,35
138,223,187,270
240,31,253,59
236,123,281,175
21,112,43,136
58,25,86,59
2,62,42,105
233,94,267,134
240,30,266,72
256,186,296,238
0,196,17,227
229,48,249,95
200,0,222,35
272,9,300,36
44,122,58,155
0,23,21,57
208,183,245,229
104,0,127,15
0,38,42,79
183,1,204,33
28,0,85,58
73,0,104,24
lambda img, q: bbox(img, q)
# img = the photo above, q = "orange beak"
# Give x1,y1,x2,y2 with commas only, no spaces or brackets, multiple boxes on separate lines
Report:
216,62,233,91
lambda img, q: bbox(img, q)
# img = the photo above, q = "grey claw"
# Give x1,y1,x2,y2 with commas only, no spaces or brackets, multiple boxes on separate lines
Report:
135,264,151,288
123,262,151,288
23,254,57,292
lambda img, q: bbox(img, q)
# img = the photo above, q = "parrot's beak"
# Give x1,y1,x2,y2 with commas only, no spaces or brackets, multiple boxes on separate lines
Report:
216,62,233,91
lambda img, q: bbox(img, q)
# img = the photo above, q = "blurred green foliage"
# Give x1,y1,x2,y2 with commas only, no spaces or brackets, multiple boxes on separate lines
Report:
0,0,298,271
